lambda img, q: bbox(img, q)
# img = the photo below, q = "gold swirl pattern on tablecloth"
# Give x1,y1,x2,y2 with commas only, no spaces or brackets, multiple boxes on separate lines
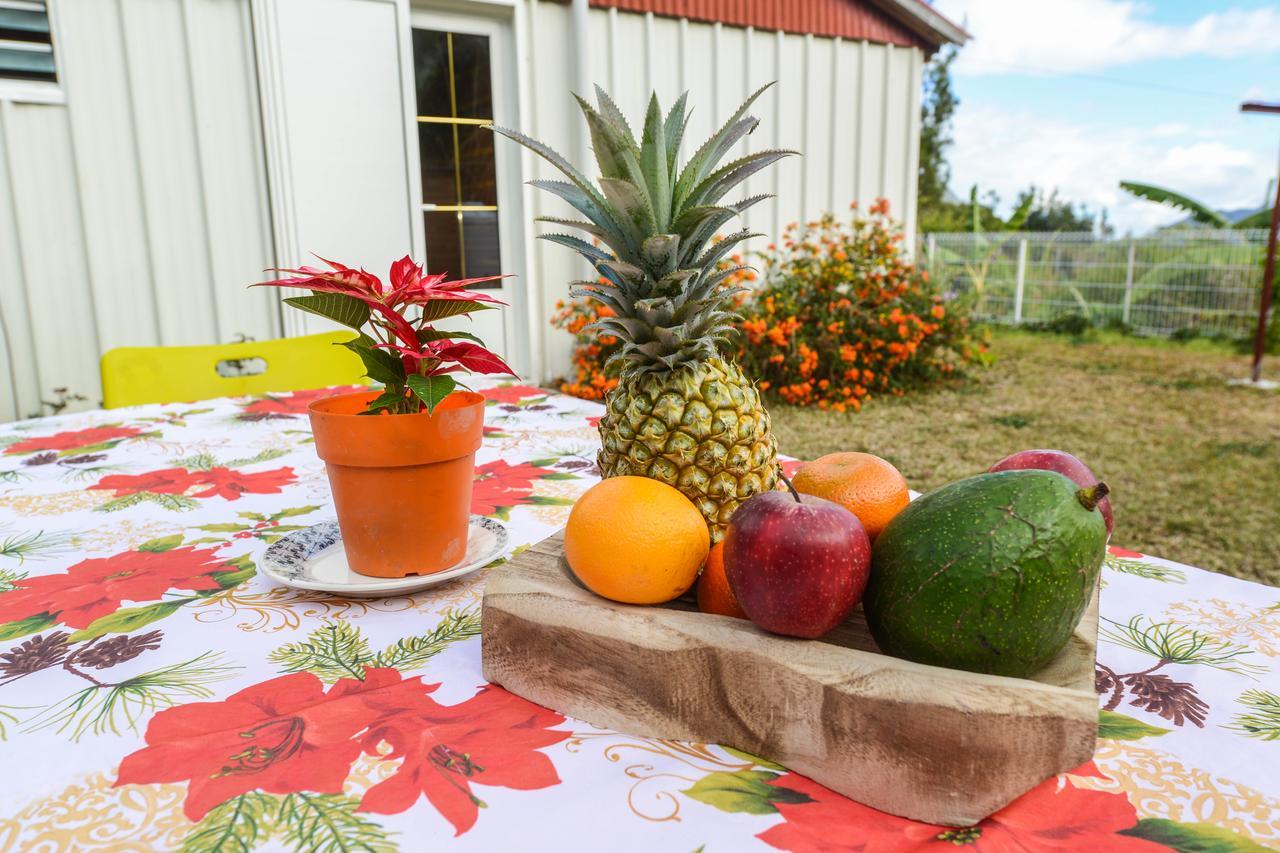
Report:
1165,598,1280,658
1079,740,1280,844
188,586,432,633
0,773,191,852
564,730,761,822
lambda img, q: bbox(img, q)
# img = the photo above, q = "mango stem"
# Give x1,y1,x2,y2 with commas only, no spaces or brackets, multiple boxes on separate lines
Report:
1076,481,1110,512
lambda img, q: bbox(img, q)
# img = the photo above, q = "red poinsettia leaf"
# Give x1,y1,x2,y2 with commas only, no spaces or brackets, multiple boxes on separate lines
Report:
434,341,515,376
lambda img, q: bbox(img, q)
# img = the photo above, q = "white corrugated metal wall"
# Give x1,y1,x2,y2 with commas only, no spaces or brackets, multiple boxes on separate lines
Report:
0,0,276,422
522,2,924,382
0,0,924,420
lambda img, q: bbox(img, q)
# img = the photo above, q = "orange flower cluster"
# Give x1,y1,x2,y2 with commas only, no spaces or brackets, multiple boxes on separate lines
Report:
550,213,981,410
736,201,982,412
549,291,620,401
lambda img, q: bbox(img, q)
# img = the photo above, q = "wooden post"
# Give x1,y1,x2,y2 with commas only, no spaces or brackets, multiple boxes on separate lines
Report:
1014,238,1028,324
1251,169,1280,382
1122,240,1136,326
1241,102,1280,383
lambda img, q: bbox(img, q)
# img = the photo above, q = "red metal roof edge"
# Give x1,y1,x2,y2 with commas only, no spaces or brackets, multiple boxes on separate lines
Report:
569,0,967,53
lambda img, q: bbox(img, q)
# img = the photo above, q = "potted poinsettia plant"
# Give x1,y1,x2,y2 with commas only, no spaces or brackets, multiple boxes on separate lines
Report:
254,255,513,578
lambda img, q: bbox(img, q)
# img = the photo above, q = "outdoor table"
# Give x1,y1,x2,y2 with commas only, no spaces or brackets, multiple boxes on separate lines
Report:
1,378,1277,852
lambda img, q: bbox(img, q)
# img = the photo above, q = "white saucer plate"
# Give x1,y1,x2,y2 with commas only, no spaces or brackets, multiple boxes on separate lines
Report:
261,516,508,598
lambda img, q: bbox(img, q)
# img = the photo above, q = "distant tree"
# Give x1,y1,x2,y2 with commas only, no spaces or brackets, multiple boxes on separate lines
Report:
918,47,959,210
1015,187,1110,235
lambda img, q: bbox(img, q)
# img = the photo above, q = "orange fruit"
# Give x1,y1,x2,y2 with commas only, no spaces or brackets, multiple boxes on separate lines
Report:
791,452,909,540
696,542,747,619
564,476,710,604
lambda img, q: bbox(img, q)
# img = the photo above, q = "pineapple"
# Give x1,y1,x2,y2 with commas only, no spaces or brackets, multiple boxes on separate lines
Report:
492,85,794,539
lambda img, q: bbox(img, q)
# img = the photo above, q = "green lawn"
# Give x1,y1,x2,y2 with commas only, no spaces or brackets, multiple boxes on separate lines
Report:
769,329,1280,587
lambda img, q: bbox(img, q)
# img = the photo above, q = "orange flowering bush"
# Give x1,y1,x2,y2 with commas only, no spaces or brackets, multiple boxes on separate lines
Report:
738,200,983,412
551,202,982,410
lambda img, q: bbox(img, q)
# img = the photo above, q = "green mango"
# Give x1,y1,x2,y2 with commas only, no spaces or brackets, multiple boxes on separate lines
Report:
864,469,1109,678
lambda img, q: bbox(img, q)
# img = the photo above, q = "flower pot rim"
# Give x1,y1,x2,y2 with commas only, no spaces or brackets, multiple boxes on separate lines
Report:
307,388,485,418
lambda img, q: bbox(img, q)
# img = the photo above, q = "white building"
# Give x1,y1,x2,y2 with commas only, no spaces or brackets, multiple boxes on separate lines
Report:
0,0,963,421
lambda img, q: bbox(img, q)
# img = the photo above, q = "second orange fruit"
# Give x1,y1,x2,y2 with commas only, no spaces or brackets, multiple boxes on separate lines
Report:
791,452,909,540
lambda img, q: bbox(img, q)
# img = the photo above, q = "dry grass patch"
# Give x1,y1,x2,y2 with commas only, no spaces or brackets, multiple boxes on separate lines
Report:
769,330,1280,586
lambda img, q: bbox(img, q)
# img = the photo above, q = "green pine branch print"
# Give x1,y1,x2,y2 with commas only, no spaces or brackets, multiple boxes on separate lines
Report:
182,791,395,853
275,793,396,853
0,566,28,591
269,621,374,683
183,791,278,853
269,608,482,682
1228,689,1280,740
1104,555,1186,584
1099,616,1267,676
23,651,238,741
373,608,481,672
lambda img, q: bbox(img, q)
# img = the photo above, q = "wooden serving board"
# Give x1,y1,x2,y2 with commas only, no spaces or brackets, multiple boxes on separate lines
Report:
481,532,1099,826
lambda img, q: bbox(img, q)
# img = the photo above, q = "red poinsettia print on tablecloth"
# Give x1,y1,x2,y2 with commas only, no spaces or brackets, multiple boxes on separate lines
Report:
4,425,144,456
357,683,570,835
479,384,547,405
91,466,296,501
0,546,230,629
1108,546,1146,559
239,386,365,417
756,764,1166,852
779,459,805,479
471,460,557,518
116,669,394,820
114,668,569,834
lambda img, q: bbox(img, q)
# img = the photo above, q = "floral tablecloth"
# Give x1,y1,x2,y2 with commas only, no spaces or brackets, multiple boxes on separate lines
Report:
0,379,1278,852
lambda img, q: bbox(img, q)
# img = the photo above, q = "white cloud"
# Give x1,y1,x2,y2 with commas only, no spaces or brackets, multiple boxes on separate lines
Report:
948,103,1273,233
934,0,1280,75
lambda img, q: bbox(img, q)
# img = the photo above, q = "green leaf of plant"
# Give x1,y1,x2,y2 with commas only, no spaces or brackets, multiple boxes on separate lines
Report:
1119,818,1273,852
361,389,407,415
419,299,493,323
682,770,790,816
338,335,404,387
275,792,395,853
406,374,456,415
1098,710,1171,741
68,598,193,642
283,292,371,330
182,792,279,853
0,612,56,642
136,534,185,553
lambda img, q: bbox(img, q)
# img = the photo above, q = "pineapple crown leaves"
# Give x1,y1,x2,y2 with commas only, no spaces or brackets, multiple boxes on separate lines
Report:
490,84,793,375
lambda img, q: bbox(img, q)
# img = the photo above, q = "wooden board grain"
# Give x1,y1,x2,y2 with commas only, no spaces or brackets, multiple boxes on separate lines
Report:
481,531,1099,826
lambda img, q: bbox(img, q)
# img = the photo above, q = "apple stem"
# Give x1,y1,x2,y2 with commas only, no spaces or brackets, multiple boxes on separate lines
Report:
1076,481,1110,512
779,470,803,504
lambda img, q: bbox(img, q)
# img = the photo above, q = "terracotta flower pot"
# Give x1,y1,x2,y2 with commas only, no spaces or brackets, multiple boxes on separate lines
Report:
308,389,484,578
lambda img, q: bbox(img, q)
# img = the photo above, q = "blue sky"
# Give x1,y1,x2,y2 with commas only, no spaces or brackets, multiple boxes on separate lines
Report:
931,0,1280,233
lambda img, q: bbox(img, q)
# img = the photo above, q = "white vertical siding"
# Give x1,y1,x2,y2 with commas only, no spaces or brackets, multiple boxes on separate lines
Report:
516,7,925,385
0,0,274,421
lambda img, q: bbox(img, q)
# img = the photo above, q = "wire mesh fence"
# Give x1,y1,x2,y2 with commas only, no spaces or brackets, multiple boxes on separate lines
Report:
918,229,1272,337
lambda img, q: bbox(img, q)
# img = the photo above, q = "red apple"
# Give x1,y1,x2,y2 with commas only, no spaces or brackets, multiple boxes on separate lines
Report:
989,449,1114,537
724,489,871,639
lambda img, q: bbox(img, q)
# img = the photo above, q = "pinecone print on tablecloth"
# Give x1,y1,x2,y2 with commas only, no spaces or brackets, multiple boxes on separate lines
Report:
1095,664,1118,696
60,453,107,466
0,632,70,676
1124,672,1209,727
74,631,163,669
23,452,57,466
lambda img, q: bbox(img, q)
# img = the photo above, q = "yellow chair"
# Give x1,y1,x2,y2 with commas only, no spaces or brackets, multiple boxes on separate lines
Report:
101,332,368,409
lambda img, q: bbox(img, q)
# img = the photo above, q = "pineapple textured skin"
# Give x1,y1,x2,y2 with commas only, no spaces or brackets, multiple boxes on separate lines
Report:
598,357,777,541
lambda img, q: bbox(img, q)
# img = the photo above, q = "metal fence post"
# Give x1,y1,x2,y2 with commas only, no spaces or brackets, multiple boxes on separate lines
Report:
1122,240,1136,325
1013,238,1028,324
